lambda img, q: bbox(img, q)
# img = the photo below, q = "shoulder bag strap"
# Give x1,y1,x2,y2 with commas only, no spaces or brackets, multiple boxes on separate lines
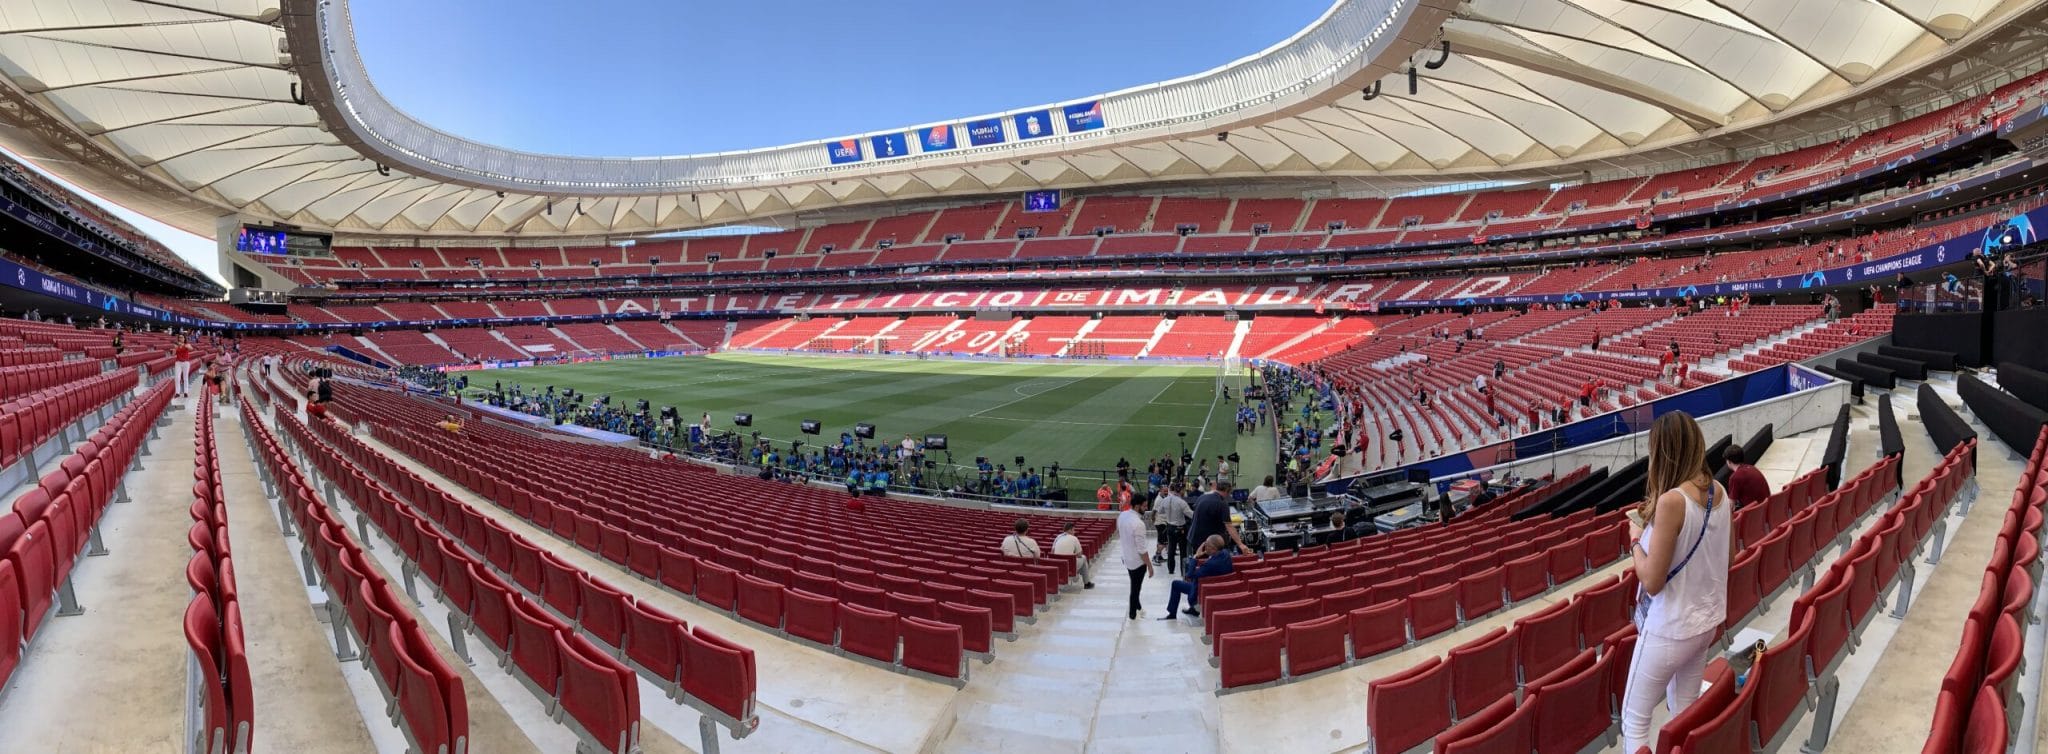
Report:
1665,484,1715,580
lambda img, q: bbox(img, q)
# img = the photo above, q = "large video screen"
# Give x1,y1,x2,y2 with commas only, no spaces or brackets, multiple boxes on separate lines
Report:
235,224,333,258
1023,190,1061,213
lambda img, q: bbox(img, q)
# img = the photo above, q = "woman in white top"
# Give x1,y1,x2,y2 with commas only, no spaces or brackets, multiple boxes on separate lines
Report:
1621,411,1734,754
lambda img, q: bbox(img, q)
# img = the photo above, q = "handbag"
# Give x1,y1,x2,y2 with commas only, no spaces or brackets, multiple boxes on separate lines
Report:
1632,484,1715,631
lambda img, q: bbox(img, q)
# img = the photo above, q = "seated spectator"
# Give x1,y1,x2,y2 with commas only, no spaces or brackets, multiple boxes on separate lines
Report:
1052,521,1094,589
1161,535,1235,620
1324,511,1355,545
437,414,463,433
1000,518,1041,559
1248,475,1284,504
1724,444,1770,509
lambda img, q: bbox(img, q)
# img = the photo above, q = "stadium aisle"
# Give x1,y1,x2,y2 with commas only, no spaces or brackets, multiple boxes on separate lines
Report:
0,397,195,751
934,543,1222,754
327,399,958,753
212,403,378,751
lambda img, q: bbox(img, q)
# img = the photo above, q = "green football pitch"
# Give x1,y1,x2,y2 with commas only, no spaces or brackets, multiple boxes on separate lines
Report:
466,353,1271,486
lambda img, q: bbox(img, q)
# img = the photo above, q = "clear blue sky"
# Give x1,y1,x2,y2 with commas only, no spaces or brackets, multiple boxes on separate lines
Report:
352,0,1334,156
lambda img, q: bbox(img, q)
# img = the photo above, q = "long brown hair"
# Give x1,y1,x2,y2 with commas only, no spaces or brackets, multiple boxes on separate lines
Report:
1641,411,1710,523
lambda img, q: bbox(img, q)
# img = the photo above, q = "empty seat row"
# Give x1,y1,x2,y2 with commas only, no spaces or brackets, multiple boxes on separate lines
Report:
0,348,63,368
1923,429,2044,754
2,367,138,469
0,360,99,402
1,379,169,702
283,402,764,740
366,401,981,680
184,385,254,754
239,394,471,754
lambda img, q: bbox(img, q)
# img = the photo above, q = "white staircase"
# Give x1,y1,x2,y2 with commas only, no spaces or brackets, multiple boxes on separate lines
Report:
1223,319,1251,360
1134,318,1177,358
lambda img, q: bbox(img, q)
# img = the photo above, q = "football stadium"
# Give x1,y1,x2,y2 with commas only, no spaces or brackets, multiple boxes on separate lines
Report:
3,0,2048,752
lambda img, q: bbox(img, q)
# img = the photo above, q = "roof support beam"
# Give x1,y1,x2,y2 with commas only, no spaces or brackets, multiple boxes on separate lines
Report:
1443,26,1728,129
1660,0,1854,83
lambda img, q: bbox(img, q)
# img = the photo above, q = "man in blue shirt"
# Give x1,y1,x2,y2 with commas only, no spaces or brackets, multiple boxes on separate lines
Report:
1161,535,1235,620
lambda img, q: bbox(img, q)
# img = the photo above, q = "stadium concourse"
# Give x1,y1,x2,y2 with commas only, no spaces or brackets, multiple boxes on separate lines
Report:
9,0,2048,752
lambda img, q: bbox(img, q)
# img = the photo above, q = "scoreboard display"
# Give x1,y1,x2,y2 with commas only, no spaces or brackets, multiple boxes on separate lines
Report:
235,224,333,258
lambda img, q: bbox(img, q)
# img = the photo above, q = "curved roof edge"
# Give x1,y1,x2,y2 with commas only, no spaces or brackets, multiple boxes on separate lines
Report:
291,0,1440,195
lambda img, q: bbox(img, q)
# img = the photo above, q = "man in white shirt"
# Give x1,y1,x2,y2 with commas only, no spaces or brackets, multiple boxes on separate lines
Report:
1052,521,1093,589
1118,498,1154,620
1000,519,1040,560
1249,475,1285,503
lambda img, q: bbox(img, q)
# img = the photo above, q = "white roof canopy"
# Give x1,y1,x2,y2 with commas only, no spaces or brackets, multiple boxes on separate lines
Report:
0,0,2037,238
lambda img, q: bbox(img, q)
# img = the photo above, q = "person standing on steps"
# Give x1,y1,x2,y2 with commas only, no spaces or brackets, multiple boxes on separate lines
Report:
1119,496,1153,620
1620,411,1733,754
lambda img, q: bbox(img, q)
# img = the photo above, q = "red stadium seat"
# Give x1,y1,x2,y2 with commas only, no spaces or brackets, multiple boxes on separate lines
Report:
1409,584,1459,640
1448,627,1515,720
1457,567,1506,622
837,602,900,664
1368,657,1451,754
1657,664,1753,754
1724,549,1761,630
1435,694,1534,754
695,561,738,611
393,623,467,754
1504,552,1550,602
1349,601,1408,659
734,574,786,629
936,601,994,655
900,616,966,680
1514,600,1581,686
555,631,640,753
1526,649,1611,754
1546,540,1587,584
679,627,756,723
576,573,632,647
1207,606,1268,654
1574,575,1630,642
508,597,567,691
1963,686,2008,754
1267,598,1319,629
0,560,19,688
1284,614,1348,677
1753,615,1813,746
1218,627,1286,688
621,599,685,686
783,589,839,647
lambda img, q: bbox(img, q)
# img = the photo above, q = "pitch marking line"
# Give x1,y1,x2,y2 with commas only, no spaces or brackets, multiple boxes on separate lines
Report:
969,378,1085,419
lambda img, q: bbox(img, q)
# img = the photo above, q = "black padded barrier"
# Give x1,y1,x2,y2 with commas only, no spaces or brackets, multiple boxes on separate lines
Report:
1958,374,2048,455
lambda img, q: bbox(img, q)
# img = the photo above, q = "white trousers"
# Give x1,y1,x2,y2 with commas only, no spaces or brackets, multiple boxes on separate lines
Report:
175,360,190,395
1620,629,1716,754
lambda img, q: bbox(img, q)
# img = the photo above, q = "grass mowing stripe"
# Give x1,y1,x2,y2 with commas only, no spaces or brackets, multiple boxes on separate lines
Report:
472,353,1271,476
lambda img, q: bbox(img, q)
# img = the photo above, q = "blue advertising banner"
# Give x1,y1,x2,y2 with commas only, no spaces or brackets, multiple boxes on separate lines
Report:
824,139,862,165
0,250,206,327
915,124,958,153
965,118,1006,147
1012,110,1055,140
1062,100,1105,133
868,132,909,160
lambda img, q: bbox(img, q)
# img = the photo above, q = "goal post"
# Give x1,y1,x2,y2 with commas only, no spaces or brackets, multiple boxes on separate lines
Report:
1218,356,1240,392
